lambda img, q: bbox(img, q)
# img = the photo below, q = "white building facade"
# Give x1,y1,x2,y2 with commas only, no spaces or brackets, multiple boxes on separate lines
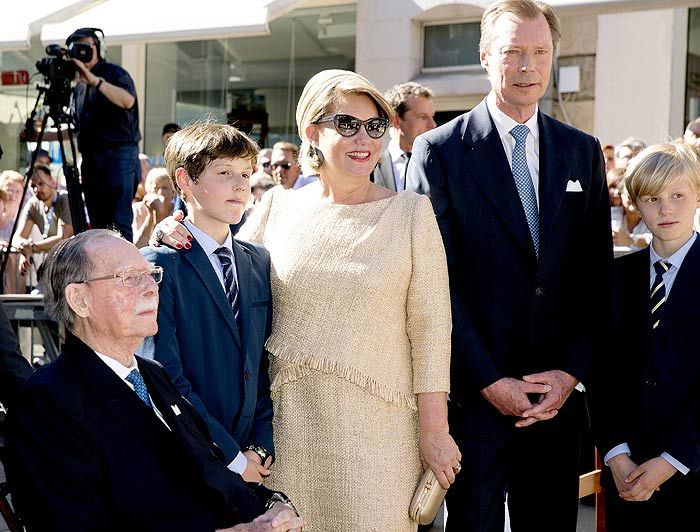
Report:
1,0,699,170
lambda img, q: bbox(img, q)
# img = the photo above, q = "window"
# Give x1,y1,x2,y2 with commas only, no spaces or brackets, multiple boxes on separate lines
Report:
144,5,356,156
423,22,481,71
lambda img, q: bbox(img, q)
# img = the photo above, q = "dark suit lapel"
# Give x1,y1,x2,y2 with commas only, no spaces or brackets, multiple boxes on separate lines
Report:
64,338,171,439
537,112,571,243
462,100,535,257
138,356,213,447
628,248,653,333
656,237,700,337
232,240,253,359
182,238,242,349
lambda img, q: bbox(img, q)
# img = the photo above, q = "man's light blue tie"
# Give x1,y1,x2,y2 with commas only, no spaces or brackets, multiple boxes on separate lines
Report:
126,369,152,408
509,124,540,255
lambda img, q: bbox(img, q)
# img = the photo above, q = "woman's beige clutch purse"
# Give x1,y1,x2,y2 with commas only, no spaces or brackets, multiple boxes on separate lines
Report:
409,469,447,525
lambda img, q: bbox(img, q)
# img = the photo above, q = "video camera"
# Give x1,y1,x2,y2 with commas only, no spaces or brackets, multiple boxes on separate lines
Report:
35,42,93,81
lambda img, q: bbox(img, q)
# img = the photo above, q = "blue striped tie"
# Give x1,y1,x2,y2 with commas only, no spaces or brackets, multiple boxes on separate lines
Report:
126,369,152,408
214,247,240,323
510,125,540,255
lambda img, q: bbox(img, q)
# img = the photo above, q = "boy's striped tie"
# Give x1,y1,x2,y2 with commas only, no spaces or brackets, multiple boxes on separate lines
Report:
650,260,671,330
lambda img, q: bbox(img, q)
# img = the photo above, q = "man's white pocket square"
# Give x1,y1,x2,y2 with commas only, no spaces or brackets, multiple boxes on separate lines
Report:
171,404,181,416
566,180,583,192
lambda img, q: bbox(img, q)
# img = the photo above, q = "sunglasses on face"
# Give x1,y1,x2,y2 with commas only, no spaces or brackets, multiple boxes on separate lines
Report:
261,161,271,168
314,114,389,139
271,162,293,170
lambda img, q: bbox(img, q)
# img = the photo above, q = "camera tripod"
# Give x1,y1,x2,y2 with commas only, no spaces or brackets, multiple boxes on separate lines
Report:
0,81,88,294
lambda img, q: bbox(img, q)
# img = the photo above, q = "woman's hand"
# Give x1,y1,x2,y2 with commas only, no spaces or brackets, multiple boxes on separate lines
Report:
419,430,461,490
417,392,461,489
148,209,192,248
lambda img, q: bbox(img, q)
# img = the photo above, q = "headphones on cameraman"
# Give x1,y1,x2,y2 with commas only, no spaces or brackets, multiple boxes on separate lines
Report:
66,27,106,60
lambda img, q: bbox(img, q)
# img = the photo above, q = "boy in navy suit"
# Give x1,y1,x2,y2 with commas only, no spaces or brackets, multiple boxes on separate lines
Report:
595,141,700,531
140,123,274,483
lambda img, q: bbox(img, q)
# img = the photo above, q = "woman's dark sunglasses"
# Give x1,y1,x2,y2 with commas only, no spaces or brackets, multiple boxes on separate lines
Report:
314,114,389,139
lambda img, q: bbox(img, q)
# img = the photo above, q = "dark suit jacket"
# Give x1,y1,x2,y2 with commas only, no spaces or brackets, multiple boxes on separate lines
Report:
372,149,398,191
407,98,611,436
0,302,32,407
5,336,273,531
140,235,273,462
594,239,700,473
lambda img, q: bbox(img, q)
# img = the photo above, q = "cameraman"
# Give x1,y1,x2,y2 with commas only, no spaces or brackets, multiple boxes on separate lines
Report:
68,27,140,242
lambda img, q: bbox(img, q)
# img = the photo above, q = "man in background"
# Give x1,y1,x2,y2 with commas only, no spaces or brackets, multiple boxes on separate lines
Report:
373,82,436,191
14,164,73,276
68,27,141,241
271,142,316,189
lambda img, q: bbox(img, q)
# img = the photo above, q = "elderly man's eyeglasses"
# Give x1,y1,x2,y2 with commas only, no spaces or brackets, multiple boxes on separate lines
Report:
271,162,293,170
313,114,389,139
77,266,163,288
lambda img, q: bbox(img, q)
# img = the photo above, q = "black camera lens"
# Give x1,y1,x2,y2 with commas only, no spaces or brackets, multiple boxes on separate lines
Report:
67,42,93,63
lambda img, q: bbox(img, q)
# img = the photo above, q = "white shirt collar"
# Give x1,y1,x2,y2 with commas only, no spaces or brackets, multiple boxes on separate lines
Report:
183,219,233,257
486,91,539,144
649,232,697,271
388,139,408,164
95,351,138,381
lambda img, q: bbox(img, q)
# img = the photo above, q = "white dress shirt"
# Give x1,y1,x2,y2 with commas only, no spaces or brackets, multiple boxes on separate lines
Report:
183,219,239,290
293,174,318,190
181,219,248,475
486,91,541,205
604,232,698,475
388,140,409,192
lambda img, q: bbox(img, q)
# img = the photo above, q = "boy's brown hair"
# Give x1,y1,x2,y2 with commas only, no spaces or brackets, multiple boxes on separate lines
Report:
625,141,700,204
164,122,259,195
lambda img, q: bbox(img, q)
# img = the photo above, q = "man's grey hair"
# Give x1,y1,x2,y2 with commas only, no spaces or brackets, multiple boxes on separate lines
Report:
615,136,647,159
479,0,561,53
40,229,122,329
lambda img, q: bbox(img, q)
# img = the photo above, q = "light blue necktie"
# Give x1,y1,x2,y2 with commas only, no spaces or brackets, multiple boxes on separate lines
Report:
126,369,152,409
214,246,240,324
509,125,540,255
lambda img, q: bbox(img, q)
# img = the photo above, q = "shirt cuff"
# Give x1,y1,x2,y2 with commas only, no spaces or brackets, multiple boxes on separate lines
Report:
575,382,586,392
228,451,247,475
604,443,631,465
660,452,690,475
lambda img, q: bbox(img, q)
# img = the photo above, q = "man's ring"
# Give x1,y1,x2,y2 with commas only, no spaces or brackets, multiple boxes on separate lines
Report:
154,229,164,243
454,463,462,473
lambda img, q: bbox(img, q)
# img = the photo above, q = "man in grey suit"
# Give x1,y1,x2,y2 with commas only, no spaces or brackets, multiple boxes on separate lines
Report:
372,82,436,191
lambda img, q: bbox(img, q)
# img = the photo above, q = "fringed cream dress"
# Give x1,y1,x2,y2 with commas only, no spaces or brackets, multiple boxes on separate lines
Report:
238,184,451,532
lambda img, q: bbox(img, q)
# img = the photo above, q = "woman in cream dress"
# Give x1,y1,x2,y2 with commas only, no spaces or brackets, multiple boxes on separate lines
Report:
237,70,460,531
154,70,461,531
